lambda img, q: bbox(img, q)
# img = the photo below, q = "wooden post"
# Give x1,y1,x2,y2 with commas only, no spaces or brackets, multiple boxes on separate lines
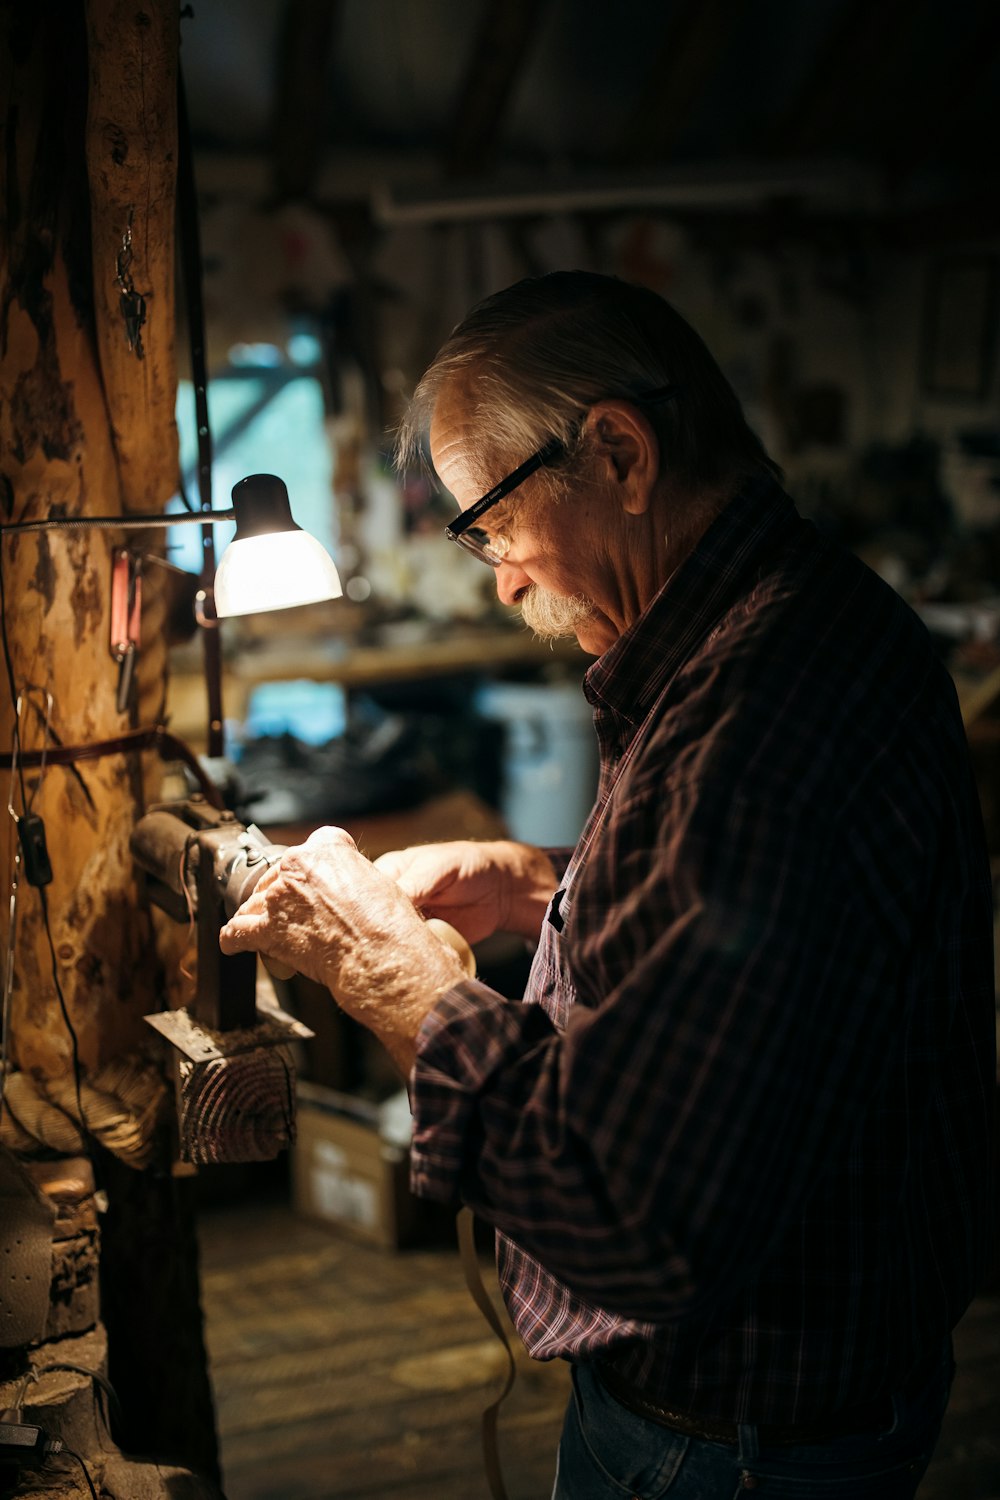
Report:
0,2,218,1480
85,0,180,738
0,3,177,1073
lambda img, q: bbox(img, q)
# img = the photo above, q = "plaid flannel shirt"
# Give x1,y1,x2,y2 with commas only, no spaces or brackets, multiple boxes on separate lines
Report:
410,476,995,1424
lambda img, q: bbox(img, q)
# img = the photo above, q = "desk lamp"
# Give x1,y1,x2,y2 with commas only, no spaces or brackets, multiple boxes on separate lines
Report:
1,471,342,619
213,474,342,617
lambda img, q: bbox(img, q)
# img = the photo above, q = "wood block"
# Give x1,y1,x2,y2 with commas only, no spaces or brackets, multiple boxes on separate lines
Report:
21,1157,98,1240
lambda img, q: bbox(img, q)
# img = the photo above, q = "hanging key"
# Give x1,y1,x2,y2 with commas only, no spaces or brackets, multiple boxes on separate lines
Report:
115,210,148,360
119,288,147,359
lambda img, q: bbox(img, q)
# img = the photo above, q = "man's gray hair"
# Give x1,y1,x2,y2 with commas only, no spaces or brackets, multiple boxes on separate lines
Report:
396,271,780,494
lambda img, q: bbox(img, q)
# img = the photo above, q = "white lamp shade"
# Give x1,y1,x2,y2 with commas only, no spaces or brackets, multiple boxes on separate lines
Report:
213,529,343,617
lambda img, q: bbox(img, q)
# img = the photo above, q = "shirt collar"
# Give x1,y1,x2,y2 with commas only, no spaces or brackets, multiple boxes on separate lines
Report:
584,475,799,723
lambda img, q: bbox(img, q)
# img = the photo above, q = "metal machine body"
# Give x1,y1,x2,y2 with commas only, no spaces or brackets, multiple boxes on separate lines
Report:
131,799,313,1165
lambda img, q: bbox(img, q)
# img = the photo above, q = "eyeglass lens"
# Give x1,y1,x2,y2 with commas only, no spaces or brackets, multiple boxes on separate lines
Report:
455,526,507,566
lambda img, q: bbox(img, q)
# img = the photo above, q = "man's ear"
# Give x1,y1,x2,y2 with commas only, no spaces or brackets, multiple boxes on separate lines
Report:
587,400,659,515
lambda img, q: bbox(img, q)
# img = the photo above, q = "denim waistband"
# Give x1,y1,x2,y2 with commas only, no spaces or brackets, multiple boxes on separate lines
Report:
595,1344,951,1450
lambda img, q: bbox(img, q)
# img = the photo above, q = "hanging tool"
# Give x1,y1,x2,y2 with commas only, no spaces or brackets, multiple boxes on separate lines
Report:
6,695,54,890
114,207,147,359
109,548,142,714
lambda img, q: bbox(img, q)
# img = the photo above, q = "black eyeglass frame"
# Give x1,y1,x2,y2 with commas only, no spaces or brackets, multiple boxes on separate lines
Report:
443,385,680,566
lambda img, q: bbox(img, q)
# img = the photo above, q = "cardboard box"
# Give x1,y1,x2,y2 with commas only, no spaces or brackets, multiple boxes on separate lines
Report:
291,1082,419,1250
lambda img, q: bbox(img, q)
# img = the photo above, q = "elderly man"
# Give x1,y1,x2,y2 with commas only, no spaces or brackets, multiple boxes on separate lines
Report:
221,272,995,1498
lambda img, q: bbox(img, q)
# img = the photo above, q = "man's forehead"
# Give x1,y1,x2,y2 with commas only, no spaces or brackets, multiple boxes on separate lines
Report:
429,378,475,442
428,384,483,482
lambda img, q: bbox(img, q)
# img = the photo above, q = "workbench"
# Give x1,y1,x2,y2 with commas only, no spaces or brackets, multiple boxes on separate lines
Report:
166,625,583,752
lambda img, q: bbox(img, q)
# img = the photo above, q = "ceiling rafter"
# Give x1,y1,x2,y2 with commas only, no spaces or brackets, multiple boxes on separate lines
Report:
767,0,926,158
271,0,342,203
616,0,750,166
444,0,549,178
888,0,1000,180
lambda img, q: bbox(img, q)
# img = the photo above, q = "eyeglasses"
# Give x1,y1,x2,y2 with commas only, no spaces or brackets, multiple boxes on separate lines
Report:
443,385,679,567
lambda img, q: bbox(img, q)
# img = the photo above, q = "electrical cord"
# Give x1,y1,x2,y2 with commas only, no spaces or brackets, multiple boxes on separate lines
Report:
43,1362,124,1436
0,1366,119,1498
0,542,27,1138
0,543,92,1168
63,1446,99,1498
175,467,196,514
0,545,27,811
0,1429,99,1497
37,882,89,1141
0,1403,99,1497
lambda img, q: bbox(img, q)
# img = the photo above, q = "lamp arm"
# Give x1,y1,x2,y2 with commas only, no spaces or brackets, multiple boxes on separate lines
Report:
0,509,236,537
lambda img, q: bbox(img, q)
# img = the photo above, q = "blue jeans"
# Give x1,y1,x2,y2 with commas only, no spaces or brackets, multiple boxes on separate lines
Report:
552,1353,953,1499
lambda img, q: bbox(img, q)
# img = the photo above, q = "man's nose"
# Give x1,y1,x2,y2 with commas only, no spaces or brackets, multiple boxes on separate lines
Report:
494,559,531,607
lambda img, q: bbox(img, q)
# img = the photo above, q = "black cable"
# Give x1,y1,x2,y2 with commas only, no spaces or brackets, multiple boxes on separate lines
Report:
0,542,28,812
37,883,90,1153
62,1446,99,1499
177,69,215,528
44,1363,124,1435
0,547,90,1157
176,468,196,514
0,540,26,1137
178,63,226,761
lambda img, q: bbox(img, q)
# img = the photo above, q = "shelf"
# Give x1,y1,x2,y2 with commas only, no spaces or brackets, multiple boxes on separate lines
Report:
167,627,584,749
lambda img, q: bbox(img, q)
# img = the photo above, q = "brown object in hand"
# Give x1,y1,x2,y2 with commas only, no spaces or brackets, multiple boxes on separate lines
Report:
425,918,477,977
262,953,297,982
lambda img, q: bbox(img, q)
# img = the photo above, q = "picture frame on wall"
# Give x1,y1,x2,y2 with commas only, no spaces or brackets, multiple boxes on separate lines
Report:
921,255,1000,401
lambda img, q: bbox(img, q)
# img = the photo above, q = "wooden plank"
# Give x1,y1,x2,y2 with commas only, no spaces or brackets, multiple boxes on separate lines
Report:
217,1383,566,1498
198,1201,1000,1500
199,1200,568,1500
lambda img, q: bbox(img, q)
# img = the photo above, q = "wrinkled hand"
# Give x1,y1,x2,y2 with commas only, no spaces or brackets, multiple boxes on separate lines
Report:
219,826,468,1074
373,839,558,945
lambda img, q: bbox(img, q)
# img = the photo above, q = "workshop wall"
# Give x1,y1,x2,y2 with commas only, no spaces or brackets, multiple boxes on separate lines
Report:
192,187,1000,617
373,214,1000,506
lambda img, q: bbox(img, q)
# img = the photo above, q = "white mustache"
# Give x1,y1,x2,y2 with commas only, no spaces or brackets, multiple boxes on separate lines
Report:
520,586,596,639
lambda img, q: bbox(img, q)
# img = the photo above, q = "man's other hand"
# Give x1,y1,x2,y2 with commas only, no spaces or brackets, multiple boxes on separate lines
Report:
373,838,558,945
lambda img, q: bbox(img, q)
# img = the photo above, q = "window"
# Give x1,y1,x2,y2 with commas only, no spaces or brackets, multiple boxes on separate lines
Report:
168,358,336,573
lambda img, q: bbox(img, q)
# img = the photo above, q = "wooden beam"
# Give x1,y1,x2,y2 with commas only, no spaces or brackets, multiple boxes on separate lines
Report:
767,0,927,156
88,0,186,751
445,0,547,177
85,0,182,775
272,0,342,203
617,0,749,165
887,0,1000,179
